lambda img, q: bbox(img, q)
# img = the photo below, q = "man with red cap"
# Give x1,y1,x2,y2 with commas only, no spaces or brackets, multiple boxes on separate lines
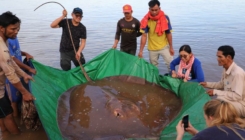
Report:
112,4,142,55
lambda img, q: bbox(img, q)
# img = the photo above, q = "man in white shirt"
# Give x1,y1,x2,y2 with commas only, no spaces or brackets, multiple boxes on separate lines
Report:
200,45,245,117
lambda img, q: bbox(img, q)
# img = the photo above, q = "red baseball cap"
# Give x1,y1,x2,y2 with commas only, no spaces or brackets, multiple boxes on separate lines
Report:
123,4,132,12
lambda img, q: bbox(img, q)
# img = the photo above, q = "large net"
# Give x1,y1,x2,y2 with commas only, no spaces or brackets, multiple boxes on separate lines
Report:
30,49,210,140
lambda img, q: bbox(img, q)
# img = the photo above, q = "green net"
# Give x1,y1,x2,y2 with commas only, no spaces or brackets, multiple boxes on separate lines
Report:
30,49,210,140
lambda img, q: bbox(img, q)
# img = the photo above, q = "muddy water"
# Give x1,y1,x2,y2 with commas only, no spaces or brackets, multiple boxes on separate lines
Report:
57,76,182,140
2,117,48,140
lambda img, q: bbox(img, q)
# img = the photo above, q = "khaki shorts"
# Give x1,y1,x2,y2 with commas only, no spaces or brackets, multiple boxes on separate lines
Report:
149,45,173,72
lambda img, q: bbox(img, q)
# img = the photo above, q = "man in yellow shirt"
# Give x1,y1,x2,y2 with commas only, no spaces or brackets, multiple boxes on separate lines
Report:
138,0,174,73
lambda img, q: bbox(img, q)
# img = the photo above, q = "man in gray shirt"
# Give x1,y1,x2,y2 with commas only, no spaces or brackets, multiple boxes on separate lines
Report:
112,4,142,55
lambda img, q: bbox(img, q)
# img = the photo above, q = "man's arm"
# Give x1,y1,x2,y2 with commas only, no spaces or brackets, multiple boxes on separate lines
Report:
12,81,34,101
136,20,142,37
112,40,119,49
12,57,36,75
21,51,33,60
166,33,174,56
76,39,86,60
0,55,26,80
0,58,34,101
214,73,244,101
112,20,121,49
76,24,87,60
50,10,67,28
138,33,147,58
165,15,174,56
206,81,224,89
166,33,172,48
206,71,225,89
136,31,142,37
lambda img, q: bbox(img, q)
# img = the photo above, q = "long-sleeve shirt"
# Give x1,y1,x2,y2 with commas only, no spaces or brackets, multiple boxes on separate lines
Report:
115,17,141,50
191,125,245,140
0,37,26,98
170,56,205,82
206,62,245,101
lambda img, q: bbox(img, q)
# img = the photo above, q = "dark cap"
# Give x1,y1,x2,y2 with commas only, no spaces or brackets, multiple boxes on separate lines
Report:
73,7,83,15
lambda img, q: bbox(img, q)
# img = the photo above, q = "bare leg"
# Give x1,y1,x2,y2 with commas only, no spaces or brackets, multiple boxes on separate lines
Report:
0,119,6,131
11,102,18,117
3,114,20,135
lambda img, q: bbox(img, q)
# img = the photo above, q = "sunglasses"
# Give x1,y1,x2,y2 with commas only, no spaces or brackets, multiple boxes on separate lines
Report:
75,14,83,18
179,55,188,59
124,12,130,15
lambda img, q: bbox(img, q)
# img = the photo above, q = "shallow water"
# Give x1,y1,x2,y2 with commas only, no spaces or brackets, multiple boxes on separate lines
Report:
2,117,48,140
58,76,182,139
1,0,245,81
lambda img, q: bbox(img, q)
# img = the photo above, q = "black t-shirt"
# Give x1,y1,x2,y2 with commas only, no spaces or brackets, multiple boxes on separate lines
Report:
115,17,141,50
58,19,86,52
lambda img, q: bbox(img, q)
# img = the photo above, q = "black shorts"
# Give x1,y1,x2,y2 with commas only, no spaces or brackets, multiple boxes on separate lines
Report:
60,51,86,71
0,94,13,118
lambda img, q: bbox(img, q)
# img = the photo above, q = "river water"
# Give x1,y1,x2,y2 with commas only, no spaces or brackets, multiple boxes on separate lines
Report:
1,0,245,81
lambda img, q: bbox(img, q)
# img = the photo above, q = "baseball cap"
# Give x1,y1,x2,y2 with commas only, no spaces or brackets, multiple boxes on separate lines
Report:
123,4,132,13
73,7,83,15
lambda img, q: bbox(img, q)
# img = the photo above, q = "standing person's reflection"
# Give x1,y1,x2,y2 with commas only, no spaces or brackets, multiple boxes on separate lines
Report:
69,86,91,128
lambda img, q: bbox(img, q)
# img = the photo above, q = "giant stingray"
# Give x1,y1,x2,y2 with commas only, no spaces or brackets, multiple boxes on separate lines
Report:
57,76,182,140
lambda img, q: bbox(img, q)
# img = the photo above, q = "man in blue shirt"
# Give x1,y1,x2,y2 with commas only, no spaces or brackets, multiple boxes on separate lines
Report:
6,38,36,117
